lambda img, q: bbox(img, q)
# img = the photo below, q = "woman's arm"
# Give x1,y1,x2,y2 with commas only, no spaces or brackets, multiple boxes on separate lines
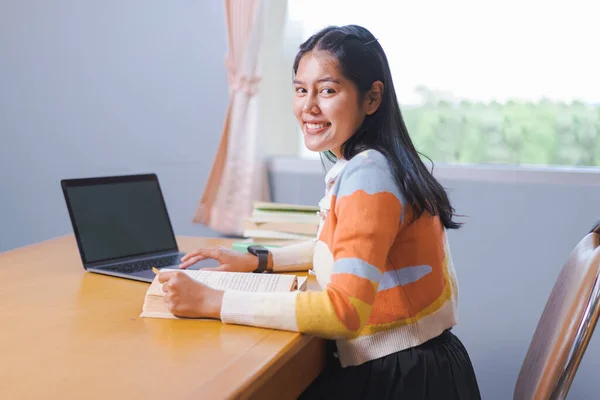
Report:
219,157,404,339
269,240,315,272
178,240,314,273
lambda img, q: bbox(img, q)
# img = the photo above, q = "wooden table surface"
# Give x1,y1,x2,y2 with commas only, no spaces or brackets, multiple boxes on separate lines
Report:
0,235,325,400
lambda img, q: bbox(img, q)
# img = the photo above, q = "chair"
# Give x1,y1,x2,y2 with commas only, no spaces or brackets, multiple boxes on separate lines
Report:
514,222,600,399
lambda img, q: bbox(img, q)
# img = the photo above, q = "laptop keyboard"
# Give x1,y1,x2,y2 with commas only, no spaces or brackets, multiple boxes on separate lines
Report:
102,255,181,274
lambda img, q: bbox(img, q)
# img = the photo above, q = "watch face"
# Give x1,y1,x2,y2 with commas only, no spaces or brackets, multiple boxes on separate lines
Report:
248,245,268,255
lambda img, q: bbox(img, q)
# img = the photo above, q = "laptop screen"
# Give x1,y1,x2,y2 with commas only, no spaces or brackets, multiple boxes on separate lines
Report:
63,176,178,264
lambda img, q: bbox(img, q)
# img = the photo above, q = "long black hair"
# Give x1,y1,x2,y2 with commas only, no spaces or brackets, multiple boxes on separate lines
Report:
293,25,461,230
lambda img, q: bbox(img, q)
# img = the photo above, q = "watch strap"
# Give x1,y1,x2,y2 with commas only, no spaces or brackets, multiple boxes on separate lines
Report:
247,245,269,273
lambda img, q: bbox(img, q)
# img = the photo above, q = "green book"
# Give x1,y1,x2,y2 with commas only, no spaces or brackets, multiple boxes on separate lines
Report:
253,201,319,214
231,241,282,252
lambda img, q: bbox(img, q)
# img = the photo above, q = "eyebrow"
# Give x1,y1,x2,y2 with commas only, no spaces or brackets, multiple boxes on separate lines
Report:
293,77,341,85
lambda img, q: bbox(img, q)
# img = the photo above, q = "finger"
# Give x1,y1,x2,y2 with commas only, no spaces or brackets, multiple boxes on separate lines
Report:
201,264,230,272
181,248,222,262
181,249,223,268
164,295,174,310
179,255,206,269
158,270,180,284
180,250,203,262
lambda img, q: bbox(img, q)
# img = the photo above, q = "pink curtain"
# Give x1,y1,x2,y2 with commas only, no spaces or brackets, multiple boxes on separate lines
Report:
193,0,270,235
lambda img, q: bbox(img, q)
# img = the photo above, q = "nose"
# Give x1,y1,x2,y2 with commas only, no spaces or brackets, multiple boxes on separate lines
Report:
302,93,320,114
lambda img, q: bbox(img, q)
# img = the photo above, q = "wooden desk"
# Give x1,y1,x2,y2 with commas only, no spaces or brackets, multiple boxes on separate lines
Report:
0,236,326,400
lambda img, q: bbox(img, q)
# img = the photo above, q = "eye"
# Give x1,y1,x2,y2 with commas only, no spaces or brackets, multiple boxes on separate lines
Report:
320,88,336,95
295,87,307,94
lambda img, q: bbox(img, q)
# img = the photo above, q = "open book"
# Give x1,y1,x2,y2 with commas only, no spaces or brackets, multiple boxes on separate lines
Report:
140,269,308,319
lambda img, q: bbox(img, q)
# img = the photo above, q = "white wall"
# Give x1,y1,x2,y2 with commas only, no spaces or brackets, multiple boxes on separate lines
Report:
0,0,228,251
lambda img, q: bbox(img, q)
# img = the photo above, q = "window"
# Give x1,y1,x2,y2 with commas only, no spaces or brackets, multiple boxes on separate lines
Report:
280,0,600,166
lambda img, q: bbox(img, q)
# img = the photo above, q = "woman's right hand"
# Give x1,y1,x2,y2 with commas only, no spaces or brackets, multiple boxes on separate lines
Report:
179,247,260,273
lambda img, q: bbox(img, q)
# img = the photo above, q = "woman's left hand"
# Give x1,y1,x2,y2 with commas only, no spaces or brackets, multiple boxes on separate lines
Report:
158,271,224,319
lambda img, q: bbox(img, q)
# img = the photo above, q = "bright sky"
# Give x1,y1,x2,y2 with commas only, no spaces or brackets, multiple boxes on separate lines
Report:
287,0,600,105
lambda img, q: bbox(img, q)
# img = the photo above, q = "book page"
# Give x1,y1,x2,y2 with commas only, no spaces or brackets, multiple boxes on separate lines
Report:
141,270,301,319
160,269,296,293
297,276,308,291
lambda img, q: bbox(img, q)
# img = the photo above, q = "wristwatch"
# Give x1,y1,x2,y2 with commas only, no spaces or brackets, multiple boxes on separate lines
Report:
247,245,270,273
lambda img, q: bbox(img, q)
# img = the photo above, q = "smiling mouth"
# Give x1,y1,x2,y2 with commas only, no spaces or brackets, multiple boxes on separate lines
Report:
304,122,331,134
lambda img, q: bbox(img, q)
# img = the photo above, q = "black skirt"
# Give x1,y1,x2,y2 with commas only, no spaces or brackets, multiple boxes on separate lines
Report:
299,329,481,400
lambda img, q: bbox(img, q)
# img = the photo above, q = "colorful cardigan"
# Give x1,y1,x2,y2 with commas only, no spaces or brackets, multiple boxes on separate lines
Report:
220,150,459,367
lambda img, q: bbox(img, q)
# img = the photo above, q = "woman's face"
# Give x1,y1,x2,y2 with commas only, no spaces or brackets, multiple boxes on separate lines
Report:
293,51,367,158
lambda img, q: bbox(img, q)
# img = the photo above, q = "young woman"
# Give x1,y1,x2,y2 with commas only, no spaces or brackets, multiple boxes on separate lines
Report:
159,25,481,399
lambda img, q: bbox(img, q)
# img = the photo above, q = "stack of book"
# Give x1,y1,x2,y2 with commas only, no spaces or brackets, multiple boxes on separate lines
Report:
234,202,319,250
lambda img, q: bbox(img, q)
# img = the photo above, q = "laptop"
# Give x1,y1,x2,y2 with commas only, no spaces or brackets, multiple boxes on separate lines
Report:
61,173,219,283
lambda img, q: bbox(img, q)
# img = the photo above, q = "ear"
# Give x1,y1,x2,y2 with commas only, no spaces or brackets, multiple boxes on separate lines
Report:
364,81,384,115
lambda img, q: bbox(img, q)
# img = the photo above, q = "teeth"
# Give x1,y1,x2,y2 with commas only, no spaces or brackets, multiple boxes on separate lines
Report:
306,123,329,130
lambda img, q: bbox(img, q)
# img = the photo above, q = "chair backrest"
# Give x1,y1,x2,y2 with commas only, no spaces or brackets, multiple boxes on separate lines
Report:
514,225,600,400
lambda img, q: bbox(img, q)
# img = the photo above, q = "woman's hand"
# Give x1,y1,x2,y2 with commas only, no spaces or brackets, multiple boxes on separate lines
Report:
158,270,224,319
180,246,268,273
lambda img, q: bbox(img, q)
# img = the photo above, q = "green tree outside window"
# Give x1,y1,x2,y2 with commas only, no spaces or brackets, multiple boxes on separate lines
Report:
402,88,600,167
